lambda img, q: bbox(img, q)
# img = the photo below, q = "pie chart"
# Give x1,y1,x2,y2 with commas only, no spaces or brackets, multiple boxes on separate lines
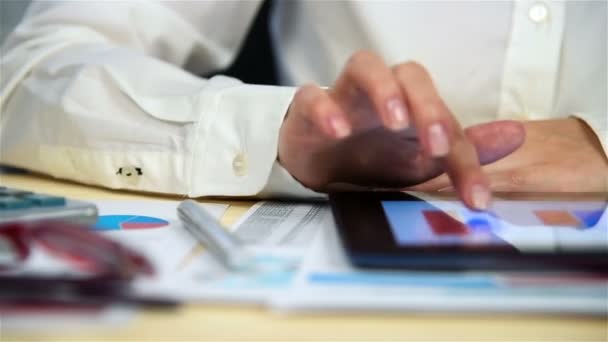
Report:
93,215,169,231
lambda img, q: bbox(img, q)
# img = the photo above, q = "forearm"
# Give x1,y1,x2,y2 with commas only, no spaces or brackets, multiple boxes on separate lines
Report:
0,0,310,198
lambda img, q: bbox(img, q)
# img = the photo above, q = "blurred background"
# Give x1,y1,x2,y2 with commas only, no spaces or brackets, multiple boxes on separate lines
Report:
1,0,30,44
0,0,277,85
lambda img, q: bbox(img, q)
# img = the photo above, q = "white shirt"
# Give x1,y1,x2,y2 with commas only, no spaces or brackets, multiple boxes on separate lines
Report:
1,0,606,198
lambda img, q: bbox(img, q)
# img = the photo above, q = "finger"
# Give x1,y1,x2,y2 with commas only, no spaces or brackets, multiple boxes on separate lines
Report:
464,120,526,164
442,132,492,210
335,50,410,131
393,62,455,157
409,121,526,192
293,84,351,139
393,62,490,208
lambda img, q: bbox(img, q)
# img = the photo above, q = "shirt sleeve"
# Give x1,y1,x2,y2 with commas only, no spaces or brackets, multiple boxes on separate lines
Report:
0,0,316,198
572,112,608,159
258,162,326,199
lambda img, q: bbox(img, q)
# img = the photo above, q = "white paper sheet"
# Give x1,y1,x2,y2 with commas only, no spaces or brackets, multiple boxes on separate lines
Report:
231,201,329,247
93,200,227,275
0,200,227,332
132,201,329,303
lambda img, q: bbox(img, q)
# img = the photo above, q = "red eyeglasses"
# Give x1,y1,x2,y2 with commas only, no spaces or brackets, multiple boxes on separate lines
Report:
0,220,154,280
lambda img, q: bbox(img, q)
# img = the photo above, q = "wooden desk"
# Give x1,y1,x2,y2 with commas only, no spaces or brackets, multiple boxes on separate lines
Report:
1,173,606,341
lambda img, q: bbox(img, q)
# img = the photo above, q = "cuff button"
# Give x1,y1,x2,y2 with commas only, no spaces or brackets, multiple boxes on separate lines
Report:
529,2,549,24
232,153,248,177
116,166,143,185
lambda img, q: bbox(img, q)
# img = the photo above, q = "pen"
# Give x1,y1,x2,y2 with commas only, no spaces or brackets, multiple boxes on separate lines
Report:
177,200,253,271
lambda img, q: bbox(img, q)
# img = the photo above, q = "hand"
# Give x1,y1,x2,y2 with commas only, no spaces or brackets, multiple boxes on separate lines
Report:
277,50,525,209
412,118,608,192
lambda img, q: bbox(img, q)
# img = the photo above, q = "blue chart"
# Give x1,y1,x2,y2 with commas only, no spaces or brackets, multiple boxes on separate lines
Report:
93,215,169,231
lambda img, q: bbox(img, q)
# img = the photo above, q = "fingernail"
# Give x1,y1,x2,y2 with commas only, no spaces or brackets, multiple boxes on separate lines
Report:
472,184,491,210
329,115,351,138
428,123,449,157
386,98,409,130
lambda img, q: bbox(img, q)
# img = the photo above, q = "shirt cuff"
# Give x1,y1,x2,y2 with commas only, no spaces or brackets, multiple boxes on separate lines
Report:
258,161,327,199
571,112,608,157
188,76,299,197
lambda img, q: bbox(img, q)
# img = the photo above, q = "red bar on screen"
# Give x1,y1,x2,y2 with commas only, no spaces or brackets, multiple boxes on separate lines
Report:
423,210,470,235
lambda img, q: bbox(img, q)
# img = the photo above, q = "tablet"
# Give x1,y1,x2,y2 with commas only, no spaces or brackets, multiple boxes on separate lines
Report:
329,192,608,272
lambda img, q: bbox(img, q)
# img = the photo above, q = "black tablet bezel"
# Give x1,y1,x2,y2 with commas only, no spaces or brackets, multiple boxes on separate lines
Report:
329,191,608,272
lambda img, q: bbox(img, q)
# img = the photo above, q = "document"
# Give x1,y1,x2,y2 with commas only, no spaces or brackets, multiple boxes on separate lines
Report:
0,200,207,332
93,200,228,275
231,201,329,247
7,199,228,278
134,201,330,303
271,223,608,315
16,199,325,304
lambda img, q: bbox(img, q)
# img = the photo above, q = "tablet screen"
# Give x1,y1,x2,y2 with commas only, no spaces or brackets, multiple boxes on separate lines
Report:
381,199,608,253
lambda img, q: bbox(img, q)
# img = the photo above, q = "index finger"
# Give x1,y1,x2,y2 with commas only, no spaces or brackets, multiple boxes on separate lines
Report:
333,50,410,131
393,62,491,209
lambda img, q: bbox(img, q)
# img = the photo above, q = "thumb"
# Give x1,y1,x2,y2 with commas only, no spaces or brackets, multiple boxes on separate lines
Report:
464,120,526,165
407,120,525,192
